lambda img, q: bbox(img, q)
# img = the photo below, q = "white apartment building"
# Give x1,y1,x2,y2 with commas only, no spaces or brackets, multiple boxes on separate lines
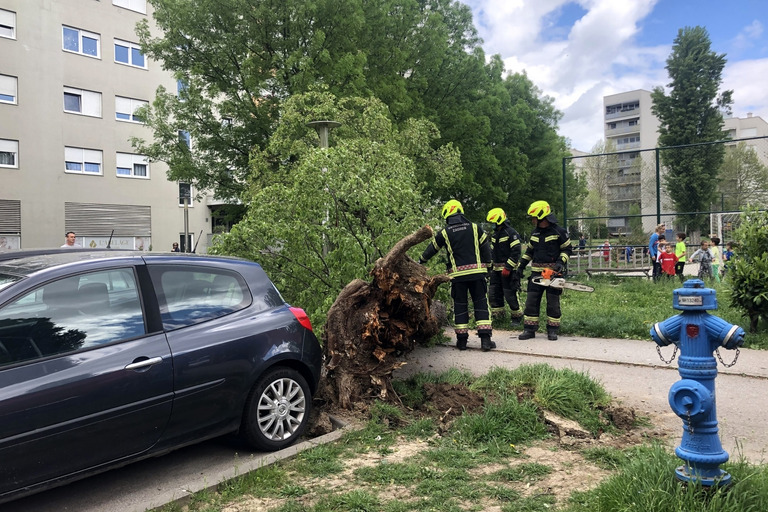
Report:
0,0,211,252
602,89,663,233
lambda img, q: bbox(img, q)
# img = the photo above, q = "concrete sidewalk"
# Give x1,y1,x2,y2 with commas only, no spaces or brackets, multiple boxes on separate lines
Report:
394,329,768,464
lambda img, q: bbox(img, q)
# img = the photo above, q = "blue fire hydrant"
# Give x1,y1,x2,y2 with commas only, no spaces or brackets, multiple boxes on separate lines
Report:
650,279,745,487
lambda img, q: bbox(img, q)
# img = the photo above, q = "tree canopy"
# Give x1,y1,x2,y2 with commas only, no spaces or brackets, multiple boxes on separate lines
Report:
651,26,733,232
211,91,461,326
136,0,573,227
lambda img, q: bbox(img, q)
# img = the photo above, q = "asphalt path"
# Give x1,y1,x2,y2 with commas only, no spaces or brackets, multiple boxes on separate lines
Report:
3,427,348,512
393,329,768,464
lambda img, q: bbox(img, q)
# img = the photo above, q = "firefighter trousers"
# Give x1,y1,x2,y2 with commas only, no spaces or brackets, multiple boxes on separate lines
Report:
451,278,492,340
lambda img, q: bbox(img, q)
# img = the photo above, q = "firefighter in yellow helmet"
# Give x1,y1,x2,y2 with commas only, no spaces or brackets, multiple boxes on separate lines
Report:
486,208,523,325
517,200,572,340
419,200,495,351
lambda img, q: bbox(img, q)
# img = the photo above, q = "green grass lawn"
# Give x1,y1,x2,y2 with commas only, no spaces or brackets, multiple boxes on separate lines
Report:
556,274,768,349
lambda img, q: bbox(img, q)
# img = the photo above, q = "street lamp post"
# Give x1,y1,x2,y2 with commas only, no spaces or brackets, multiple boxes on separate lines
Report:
306,121,341,258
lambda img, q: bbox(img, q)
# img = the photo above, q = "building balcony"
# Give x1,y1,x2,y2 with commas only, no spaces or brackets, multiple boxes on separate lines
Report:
616,141,641,150
605,108,640,120
606,125,640,136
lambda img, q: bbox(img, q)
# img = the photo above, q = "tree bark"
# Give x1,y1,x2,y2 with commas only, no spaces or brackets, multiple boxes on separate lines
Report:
320,225,450,409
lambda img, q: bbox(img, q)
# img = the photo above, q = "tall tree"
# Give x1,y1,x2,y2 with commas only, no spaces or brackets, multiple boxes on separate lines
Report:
651,26,733,233
134,0,573,225
717,142,768,210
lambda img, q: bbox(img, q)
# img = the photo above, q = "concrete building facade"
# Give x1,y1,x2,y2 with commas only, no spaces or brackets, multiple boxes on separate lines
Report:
602,89,662,233
0,0,211,252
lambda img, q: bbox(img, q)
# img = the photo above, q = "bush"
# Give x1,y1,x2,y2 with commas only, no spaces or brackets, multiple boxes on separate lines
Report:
729,207,768,332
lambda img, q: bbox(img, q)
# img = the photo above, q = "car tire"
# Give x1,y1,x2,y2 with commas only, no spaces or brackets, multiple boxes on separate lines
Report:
241,367,312,451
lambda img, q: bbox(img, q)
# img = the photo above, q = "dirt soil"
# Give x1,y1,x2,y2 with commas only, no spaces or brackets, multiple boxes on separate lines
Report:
225,382,671,512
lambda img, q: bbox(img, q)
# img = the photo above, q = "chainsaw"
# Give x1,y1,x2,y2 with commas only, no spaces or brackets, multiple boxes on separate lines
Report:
530,268,594,293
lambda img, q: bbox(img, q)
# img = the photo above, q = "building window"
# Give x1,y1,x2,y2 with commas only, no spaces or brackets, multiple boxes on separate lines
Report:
608,123,616,129
628,119,638,126
65,147,103,175
0,9,16,39
114,39,146,68
0,74,17,104
178,183,193,207
112,0,147,14
116,152,149,178
62,26,100,58
178,130,191,147
63,87,102,117
115,96,147,122
0,139,18,168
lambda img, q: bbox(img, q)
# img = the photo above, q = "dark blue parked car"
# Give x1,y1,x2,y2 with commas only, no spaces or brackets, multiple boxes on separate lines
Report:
0,250,322,503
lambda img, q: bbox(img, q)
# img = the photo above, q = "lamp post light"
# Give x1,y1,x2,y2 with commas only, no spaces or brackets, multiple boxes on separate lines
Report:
306,120,341,259
306,120,341,150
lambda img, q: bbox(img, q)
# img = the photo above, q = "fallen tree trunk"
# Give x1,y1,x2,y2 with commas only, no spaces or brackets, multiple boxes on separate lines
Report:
319,225,450,409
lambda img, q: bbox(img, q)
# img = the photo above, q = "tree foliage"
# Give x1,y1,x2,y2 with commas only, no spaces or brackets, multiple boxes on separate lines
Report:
651,26,733,232
211,92,460,327
717,142,768,210
136,0,573,224
729,207,768,332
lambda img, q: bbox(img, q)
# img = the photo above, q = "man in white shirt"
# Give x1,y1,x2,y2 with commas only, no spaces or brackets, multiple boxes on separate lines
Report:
60,231,81,249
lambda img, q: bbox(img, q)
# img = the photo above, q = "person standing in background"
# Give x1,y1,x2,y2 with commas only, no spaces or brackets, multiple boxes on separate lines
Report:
710,236,722,282
171,242,180,252
60,231,81,249
674,232,687,281
649,223,665,282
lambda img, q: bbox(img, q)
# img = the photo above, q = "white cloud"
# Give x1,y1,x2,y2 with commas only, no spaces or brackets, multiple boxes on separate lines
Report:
465,0,768,151
465,0,664,151
724,57,768,119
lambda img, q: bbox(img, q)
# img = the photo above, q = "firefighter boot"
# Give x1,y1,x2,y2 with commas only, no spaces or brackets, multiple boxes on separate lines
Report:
547,327,559,341
480,334,496,352
456,333,469,351
518,329,536,340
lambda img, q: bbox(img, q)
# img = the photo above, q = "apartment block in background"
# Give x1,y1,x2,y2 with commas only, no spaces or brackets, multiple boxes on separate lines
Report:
0,0,212,252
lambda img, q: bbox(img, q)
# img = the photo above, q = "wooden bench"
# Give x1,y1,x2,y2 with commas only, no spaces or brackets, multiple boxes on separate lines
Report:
585,267,652,278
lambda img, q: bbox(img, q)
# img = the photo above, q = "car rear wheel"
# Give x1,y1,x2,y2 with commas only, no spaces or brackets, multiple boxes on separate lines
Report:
242,367,312,451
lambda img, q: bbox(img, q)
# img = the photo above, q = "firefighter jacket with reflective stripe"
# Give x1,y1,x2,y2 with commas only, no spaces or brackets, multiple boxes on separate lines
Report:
520,223,572,272
420,213,492,281
489,221,521,271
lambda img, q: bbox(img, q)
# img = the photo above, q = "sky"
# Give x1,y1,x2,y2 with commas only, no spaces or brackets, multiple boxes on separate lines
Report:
461,0,768,152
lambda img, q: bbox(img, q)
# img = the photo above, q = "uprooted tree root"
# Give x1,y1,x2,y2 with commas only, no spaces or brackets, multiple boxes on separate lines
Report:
317,225,450,410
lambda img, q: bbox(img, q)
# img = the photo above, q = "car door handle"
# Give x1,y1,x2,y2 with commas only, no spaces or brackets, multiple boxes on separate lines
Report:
125,356,164,371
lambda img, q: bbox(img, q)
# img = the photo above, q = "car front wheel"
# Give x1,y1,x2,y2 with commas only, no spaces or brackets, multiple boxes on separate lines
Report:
242,367,312,451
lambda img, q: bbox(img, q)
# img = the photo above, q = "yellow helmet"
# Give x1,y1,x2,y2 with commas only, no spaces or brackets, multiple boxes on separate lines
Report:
527,200,551,220
486,208,506,225
442,199,464,219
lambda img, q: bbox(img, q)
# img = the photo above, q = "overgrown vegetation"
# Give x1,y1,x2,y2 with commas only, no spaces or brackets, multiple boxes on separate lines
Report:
728,207,768,333
151,366,768,512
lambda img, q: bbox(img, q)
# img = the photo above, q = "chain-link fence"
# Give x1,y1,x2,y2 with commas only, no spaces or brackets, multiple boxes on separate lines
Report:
564,135,768,249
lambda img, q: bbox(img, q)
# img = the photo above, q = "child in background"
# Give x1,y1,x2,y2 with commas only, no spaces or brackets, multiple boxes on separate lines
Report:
710,236,722,282
674,232,687,281
691,240,714,280
656,235,666,266
658,243,678,279
723,242,734,276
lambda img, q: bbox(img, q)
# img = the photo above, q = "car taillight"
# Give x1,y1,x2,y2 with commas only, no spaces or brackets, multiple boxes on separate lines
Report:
289,307,313,331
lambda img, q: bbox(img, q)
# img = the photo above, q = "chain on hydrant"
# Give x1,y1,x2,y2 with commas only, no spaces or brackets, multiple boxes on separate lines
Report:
649,279,745,487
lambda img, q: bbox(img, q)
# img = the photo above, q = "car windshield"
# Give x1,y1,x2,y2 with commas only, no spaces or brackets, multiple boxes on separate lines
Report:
0,273,22,292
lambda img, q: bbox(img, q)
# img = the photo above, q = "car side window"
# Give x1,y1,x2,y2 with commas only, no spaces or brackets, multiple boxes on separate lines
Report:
0,268,146,367
150,267,249,330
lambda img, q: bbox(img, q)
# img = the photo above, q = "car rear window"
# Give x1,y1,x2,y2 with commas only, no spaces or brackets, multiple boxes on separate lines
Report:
149,267,251,330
